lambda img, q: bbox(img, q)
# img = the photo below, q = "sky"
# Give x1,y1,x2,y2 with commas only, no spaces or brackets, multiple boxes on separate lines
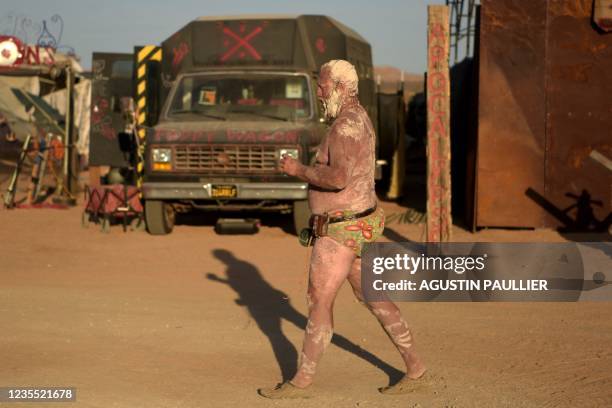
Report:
2,0,446,73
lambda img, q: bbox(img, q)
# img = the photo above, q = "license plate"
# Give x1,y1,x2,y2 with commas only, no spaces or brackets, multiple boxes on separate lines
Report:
211,185,237,198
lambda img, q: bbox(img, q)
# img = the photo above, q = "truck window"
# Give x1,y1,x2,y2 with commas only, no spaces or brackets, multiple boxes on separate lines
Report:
167,73,311,121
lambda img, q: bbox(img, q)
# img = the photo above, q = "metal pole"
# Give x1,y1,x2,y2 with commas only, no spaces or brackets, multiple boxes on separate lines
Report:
466,0,475,57
63,65,71,182
53,64,77,206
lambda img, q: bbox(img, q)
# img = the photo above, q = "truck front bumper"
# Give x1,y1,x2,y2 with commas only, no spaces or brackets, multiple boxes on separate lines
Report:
142,181,308,200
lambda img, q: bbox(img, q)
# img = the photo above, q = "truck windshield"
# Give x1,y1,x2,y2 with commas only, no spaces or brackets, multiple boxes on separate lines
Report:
167,73,311,121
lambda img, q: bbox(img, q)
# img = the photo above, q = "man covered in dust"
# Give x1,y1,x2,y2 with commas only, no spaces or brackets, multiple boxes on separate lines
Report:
259,60,426,399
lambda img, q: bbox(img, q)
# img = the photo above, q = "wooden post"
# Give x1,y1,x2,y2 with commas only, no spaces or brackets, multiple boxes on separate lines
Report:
387,93,406,200
387,126,405,199
53,64,77,205
426,5,452,242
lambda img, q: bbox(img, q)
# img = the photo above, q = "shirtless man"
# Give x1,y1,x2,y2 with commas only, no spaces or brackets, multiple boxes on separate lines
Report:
259,60,426,399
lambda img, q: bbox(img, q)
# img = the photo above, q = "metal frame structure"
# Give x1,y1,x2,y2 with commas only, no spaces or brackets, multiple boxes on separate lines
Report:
445,0,479,64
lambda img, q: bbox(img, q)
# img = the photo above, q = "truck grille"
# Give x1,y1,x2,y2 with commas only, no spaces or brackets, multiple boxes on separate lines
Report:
173,144,280,173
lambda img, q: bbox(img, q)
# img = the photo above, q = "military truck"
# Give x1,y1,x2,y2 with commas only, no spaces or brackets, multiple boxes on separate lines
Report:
90,15,378,235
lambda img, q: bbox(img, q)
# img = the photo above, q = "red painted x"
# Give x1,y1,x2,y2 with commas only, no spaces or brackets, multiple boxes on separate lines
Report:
221,26,263,62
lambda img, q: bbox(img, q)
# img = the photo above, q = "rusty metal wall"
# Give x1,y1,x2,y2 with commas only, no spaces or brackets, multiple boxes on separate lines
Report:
476,0,548,227
475,0,611,229
543,0,612,229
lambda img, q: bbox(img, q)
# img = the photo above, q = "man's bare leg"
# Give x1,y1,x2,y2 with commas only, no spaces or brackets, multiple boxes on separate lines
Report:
291,236,356,388
259,237,355,399
347,256,427,390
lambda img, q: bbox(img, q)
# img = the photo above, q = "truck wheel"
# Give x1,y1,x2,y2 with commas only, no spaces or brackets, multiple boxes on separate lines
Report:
293,200,311,236
145,200,175,235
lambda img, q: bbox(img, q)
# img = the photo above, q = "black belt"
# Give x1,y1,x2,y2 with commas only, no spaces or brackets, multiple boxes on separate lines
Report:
328,206,377,224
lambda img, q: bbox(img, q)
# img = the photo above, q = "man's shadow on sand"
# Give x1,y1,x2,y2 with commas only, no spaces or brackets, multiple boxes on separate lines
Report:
206,249,404,383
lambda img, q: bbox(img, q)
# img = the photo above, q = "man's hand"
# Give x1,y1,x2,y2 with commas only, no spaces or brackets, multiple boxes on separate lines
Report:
280,154,303,177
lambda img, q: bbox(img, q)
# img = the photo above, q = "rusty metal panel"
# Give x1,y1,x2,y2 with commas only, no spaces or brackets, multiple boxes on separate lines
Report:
475,0,612,229
476,0,548,227
543,0,612,229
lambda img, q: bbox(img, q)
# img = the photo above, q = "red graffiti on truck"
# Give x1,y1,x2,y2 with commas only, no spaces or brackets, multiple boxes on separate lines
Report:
153,128,300,144
172,42,189,68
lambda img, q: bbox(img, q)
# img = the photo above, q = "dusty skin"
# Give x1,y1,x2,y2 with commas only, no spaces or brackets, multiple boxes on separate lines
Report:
275,60,425,394
0,197,611,407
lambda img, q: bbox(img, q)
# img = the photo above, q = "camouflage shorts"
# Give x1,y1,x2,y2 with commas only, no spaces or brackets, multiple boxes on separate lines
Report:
324,207,385,257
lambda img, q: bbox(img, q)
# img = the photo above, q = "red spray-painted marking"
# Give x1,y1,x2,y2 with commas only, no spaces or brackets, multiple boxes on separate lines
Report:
172,42,189,68
154,128,299,144
91,98,115,141
220,26,263,61
315,37,326,54
226,130,298,144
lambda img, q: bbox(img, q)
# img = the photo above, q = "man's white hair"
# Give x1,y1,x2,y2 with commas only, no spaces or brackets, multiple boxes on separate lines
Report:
322,59,359,97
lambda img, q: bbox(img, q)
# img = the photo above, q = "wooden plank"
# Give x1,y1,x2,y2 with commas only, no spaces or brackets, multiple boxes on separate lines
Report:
426,5,452,242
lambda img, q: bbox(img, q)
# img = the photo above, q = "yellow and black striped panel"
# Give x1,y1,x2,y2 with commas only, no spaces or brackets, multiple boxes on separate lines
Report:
135,45,162,141
134,45,161,187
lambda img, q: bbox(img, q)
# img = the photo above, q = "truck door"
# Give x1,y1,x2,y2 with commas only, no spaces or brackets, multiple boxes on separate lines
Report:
89,52,133,167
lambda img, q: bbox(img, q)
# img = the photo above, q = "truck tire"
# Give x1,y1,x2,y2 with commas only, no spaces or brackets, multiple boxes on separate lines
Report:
293,200,311,236
145,200,175,235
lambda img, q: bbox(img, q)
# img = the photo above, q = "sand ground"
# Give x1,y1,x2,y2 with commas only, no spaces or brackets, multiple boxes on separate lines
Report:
1,191,611,408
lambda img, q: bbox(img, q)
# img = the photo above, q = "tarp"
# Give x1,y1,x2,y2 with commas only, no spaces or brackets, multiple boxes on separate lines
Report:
0,73,92,157
43,78,92,156
0,75,39,140
12,88,64,133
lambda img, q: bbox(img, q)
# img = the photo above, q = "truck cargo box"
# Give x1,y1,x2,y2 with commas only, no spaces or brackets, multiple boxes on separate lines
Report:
160,15,376,122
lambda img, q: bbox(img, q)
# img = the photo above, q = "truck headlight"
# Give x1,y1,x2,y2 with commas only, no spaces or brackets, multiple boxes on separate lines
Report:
152,148,172,163
278,148,299,160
